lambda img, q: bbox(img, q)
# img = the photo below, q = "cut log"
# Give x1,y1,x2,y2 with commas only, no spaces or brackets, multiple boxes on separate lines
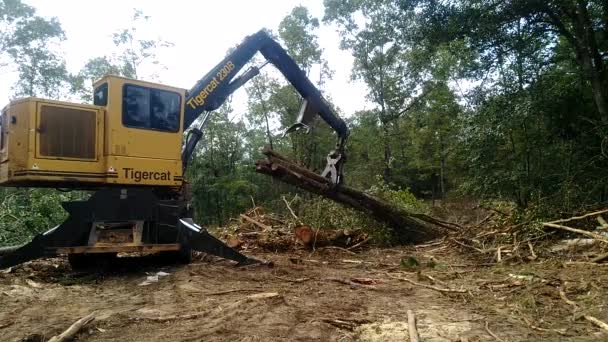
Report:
294,225,366,249
255,147,453,243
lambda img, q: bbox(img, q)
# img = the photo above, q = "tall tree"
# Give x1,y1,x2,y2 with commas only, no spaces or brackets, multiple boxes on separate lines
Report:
324,0,430,182
71,9,173,102
111,9,173,80
1,0,68,98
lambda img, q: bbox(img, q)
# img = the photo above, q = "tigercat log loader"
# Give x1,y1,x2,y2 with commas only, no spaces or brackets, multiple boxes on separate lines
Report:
0,30,349,269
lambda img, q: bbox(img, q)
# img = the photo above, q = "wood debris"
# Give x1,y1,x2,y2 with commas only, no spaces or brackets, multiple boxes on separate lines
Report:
321,318,372,331
407,310,420,342
48,312,96,342
386,273,467,293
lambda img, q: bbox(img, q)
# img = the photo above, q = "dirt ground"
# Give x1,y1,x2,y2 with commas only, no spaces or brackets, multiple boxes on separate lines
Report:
1,242,607,342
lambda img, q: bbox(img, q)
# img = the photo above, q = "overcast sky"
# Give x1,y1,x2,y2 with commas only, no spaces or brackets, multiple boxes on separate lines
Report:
0,0,370,117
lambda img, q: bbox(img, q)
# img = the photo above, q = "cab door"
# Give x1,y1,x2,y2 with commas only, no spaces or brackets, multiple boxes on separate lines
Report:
113,83,183,160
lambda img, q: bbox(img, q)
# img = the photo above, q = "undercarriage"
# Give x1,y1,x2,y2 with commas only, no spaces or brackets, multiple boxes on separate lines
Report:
0,188,257,269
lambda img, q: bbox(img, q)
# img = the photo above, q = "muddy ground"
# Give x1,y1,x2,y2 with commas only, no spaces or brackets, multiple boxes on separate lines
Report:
0,243,607,342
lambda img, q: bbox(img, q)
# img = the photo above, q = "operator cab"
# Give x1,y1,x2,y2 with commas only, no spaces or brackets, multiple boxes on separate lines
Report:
0,75,186,187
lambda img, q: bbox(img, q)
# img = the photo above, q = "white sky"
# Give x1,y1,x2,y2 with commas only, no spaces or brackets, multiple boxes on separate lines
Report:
0,0,371,117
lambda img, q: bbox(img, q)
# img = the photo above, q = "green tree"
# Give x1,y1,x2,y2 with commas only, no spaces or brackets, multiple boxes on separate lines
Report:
71,9,173,102
1,0,68,98
324,0,433,183
111,9,173,80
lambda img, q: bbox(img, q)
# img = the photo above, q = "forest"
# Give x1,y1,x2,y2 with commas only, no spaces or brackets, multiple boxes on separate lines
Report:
2,0,608,246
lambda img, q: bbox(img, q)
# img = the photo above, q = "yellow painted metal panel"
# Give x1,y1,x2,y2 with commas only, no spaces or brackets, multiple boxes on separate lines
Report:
105,155,182,186
0,76,187,188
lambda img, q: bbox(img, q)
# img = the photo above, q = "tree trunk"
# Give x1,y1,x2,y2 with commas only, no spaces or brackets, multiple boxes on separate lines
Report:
255,147,458,243
438,133,446,198
546,2,608,120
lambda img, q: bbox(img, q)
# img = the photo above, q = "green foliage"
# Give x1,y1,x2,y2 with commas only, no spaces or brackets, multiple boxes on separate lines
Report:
0,189,70,246
110,9,173,80
0,0,68,98
367,177,428,214
71,9,173,102
293,196,393,243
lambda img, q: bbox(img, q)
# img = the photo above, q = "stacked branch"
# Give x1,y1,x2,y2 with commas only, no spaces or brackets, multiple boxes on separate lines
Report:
255,147,455,243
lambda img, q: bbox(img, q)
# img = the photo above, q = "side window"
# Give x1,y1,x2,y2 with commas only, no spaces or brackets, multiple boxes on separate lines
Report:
122,84,180,132
93,83,108,106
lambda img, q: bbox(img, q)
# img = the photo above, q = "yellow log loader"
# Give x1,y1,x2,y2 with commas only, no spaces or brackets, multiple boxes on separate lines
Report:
0,30,349,269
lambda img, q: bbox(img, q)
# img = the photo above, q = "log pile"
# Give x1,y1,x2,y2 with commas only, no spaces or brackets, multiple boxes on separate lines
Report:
255,147,458,243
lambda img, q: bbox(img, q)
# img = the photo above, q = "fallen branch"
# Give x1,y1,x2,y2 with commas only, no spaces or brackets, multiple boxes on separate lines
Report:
559,287,608,333
240,214,271,231
484,321,505,342
450,238,491,254
272,275,311,283
321,318,371,331
314,246,356,255
559,288,578,308
547,209,608,225
133,312,206,323
205,288,264,296
421,273,447,286
542,222,608,244
407,310,420,342
564,261,608,266
528,242,537,260
347,237,371,251
584,315,608,333
520,315,567,336
598,215,608,229
386,273,467,293
327,277,372,288
282,195,300,222
591,251,608,263
48,312,96,342
551,238,597,252
0,321,14,329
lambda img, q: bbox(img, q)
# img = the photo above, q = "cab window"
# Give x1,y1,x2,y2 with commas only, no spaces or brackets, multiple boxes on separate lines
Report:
93,83,108,106
122,84,180,132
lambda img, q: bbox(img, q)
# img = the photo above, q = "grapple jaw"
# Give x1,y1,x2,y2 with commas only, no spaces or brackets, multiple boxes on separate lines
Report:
177,218,260,266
